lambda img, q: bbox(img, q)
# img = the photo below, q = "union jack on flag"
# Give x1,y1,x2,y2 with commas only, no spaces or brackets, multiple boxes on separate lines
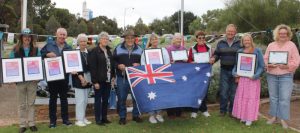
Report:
127,64,175,87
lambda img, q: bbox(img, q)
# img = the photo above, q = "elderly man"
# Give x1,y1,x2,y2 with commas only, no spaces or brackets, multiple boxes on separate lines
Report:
211,24,242,117
113,29,143,125
41,28,73,128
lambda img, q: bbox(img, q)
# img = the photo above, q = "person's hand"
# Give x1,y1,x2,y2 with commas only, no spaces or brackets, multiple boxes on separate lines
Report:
111,77,115,86
209,58,215,64
278,64,289,69
268,64,278,68
132,63,140,66
81,79,87,87
94,83,100,90
118,64,126,71
71,71,77,75
46,52,56,58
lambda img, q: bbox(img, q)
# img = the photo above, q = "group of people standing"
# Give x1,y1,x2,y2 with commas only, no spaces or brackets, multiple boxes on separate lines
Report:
12,23,299,133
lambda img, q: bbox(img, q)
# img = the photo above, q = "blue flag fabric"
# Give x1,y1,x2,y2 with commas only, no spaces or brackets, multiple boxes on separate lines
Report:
126,63,212,113
0,32,3,40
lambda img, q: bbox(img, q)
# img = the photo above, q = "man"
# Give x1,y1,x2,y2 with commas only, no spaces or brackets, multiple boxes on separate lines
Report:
113,29,143,125
41,28,73,128
211,24,242,117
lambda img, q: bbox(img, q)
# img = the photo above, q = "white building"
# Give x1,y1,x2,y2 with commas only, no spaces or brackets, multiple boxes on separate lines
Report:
82,1,93,20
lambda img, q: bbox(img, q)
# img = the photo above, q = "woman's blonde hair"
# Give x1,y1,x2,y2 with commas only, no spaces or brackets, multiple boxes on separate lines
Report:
273,24,293,41
146,33,159,48
241,33,255,52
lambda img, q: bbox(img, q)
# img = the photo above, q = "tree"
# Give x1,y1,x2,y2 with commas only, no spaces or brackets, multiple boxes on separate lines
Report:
49,8,76,28
67,20,79,36
149,17,176,35
134,18,149,35
45,15,61,35
78,20,87,34
170,11,197,35
188,17,205,34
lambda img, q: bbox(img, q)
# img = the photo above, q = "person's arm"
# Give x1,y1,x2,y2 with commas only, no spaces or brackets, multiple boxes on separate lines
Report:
87,49,98,84
40,44,48,58
213,42,220,63
162,48,170,64
286,43,300,72
253,48,265,79
140,51,146,65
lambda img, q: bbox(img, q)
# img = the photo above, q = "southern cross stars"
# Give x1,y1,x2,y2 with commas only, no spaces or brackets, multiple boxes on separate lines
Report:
148,91,156,100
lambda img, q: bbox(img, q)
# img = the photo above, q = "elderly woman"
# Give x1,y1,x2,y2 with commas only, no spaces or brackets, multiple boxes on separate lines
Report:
231,34,264,126
71,34,92,127
10,28,40,133
264,24,300,128
140,33,170,123
88,32,115,126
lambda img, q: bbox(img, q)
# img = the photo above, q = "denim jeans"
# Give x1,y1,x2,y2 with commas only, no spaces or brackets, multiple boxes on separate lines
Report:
75,88,90,122
94,82,110,123
267,73,293,120
219,68,237,113
116,76,139,119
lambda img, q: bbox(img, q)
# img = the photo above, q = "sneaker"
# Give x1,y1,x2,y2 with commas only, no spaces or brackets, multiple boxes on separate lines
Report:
49,123,56,128
63,121,73,126
156,115,164,122
191,112,198,118
132,116,143,123
101,119,111,124
75,121,86,127
149,116,157,124
84,119,92,125
202,111,211,117
29,126,38,132
19,127,27,133
281,120,288,129
245,121,252,126
266,117,276,125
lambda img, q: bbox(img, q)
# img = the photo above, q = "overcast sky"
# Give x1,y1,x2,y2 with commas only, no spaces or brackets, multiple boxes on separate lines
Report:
51,0,225,28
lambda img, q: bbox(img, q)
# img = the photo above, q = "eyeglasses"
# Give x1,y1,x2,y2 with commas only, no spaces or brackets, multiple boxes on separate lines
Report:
197,36,205,39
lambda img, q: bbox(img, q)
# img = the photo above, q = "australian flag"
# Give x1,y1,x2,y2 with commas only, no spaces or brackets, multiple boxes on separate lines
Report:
126,63,212,113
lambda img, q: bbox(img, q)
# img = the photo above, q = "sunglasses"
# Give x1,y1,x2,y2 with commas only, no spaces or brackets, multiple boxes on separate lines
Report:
197,36,205,39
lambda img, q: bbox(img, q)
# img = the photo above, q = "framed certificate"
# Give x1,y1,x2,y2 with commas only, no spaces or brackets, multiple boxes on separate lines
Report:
144,49,164,64
194,52,210,63
23,57,44,81
63,50,83,73
237,53,256,78
1,58,23,83
44,57,65,82
268,51,288,64
171,50,188,61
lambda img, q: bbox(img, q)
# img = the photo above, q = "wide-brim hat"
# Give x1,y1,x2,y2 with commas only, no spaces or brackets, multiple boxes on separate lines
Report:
18,28,36,39
121,29,138,38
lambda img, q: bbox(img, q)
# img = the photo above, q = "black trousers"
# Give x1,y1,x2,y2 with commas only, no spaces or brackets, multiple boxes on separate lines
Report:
191,94,208,113
167,108,182,117
94,82,110,123
48,79,69,124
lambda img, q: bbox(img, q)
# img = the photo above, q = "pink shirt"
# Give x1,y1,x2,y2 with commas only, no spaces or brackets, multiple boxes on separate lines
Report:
264,41,300,75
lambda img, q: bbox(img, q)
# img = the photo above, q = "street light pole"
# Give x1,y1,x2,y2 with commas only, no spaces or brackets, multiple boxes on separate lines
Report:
123,7,134,32
21,0,27,30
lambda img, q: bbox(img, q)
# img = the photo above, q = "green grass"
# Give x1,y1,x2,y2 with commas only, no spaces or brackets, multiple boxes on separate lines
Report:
0,112,296,133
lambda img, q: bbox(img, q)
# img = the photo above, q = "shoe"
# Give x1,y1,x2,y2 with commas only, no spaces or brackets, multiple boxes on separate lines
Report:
96,121,105,126
29,126,38,132
149,116,157,124
19,127,26,133
49,123,56,128
101,119,111,124
119,118,126,125
202,111,211,117
84,119,92,125
191,112,198,118
245,121,252,126
63,121,73,126
266,117,276,125
281,120,288,129
156,115,164,122
132,116,143,123
75,121,86,127
219,112,226,117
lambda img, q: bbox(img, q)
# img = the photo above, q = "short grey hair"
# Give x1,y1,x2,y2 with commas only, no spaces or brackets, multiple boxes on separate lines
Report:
77,33,88,44
98,31,109,40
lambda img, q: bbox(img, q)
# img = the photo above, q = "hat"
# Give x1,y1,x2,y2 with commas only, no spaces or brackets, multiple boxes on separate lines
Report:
121,29,137,38
19,28,36,39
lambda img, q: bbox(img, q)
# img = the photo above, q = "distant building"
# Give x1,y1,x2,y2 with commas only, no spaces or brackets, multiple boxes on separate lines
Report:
82,1,93,20
88,10,93,20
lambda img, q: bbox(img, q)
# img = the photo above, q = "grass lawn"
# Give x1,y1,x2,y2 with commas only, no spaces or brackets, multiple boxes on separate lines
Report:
0,112,296,133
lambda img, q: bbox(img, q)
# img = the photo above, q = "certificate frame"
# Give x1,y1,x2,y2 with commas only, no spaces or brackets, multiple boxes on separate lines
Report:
1,58,23,83
171,50,188,61
193,52,210,63
144,48,164,64
62,50,83,73
237,53,256,78
23,57,44,81
268,51,288,65
44,56,65,82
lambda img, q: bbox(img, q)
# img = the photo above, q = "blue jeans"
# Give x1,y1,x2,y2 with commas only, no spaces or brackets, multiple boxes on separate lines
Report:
116,76,139,119
94,82,110,123
267,73,293,120
219,68,237,113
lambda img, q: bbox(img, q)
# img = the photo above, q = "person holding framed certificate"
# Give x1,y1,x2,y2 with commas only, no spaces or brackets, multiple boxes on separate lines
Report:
140,33,169,124
231,34,265,126
187,31,213,119
9,28,40,133
263,24,300,128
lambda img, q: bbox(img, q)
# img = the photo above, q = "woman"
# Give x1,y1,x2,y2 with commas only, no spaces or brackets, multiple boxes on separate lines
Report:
140,33,170,123
10,28,40,133
264,24,300,128
72,34,92,127
165,33,187,118
187,31,212,118
231,34,264,126
89,31,115,126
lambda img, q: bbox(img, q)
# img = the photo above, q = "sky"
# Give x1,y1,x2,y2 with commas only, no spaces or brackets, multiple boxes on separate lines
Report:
51,0,225,28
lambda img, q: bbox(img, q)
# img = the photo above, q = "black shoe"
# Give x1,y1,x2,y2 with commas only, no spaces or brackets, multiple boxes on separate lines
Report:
132,117,143,123
29,126,38,132
49,123,56,128
119,118,126,125
96,121,105,126
19,127,26,133
63,121,72,126
102,119,111,124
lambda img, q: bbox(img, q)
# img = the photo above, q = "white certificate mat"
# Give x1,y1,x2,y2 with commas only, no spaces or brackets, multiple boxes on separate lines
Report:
144,48,164,64
63,50,83,73
268,51,288,64
171,50,188,61
23,57,44,81
237,53,256,78
194,52,210,63
2,58,23,83
44,57,65,82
